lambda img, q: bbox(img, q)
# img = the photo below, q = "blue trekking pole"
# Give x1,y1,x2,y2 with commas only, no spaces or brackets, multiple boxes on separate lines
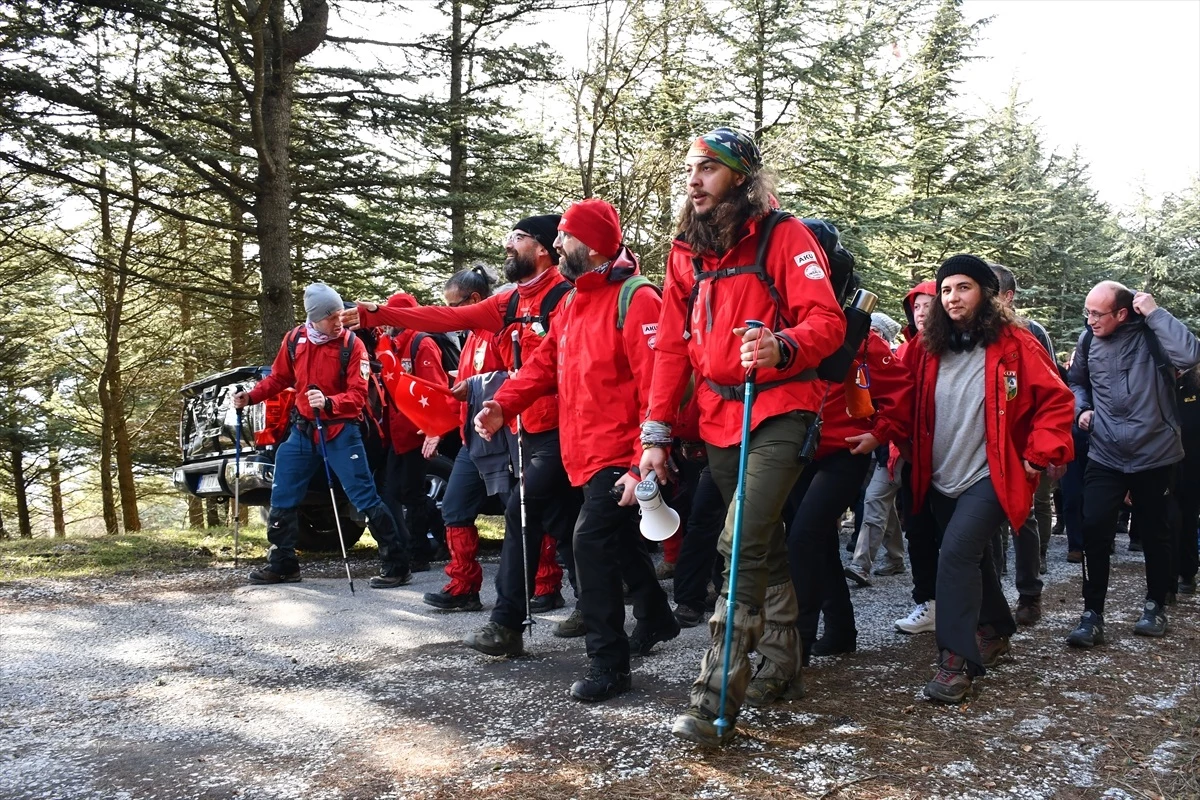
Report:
715,319,765,739
233,404,243,569
309,385,355,594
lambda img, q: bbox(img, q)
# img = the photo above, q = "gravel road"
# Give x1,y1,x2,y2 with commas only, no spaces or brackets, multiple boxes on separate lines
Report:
1,536,1196,799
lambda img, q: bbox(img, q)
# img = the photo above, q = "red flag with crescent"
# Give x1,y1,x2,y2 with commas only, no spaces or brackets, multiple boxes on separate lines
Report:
378,341,459,437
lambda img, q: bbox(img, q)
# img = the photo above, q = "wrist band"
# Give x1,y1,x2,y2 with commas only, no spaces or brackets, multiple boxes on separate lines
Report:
640,420,673,447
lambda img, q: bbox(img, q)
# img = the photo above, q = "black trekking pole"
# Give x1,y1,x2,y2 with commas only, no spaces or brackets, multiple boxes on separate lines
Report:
309,385,355,594
233,404,243,569
511,330,535,633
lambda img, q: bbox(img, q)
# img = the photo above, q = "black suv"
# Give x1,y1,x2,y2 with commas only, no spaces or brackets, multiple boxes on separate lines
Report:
172,365,452,551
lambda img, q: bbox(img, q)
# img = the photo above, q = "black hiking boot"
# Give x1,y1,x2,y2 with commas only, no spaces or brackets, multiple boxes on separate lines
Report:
569,664,632,702
674,603,706,629
1067,610,1105,648
529,591,565,613
369,571,412,589
1133,600,1167,637
248,567,301,585
629,616,681,656
423,590,483,611
464,621,524,657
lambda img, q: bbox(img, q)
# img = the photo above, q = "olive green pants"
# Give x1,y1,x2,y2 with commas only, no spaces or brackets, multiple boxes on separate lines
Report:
706,411,812,608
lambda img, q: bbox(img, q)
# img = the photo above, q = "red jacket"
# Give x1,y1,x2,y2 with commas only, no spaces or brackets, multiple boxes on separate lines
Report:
492,248,659,486
646,214,847,447
358,268,570,434
377,329,449,453
908,325,1075,531
816,331,914,461
248,326,369,441
455,329,507,438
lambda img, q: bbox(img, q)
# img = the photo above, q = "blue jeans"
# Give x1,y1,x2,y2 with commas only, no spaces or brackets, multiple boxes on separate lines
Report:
271,424,381,511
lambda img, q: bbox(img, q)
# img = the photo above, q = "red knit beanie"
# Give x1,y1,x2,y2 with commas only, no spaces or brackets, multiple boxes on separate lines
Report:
559,199,622,259
385,292,418,309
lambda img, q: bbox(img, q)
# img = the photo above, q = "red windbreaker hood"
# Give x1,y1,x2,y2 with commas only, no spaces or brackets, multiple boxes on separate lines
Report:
902,280,937,338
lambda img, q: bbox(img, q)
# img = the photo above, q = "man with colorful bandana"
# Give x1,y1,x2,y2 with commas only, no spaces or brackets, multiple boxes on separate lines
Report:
640,128,845,745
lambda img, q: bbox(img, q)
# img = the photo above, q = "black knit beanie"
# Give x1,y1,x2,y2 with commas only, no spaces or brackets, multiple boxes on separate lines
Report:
513,214,562,265
936,254,999,295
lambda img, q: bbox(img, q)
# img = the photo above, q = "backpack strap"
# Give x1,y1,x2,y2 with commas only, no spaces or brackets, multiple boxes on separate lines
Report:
503,281,574,336
409,332,426,370
1142,325,1181,416
617,275,658,330
339,330,355,379
681,210,791,341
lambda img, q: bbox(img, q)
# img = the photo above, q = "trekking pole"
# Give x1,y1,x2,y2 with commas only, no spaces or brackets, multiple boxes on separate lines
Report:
511,330,535,633
309,385,355,594
233,404,243,569
715,319,765,739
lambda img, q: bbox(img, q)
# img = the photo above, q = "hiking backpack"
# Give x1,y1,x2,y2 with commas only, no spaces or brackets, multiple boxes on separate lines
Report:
409,332,462,387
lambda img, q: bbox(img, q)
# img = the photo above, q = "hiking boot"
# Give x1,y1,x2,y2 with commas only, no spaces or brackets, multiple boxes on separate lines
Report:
410,561,431,573
248,567,301,585
629,616,681,656
844,564,872,587
895,600,936,634
655,560,676,580
671,706,737,747
1039,554,1048,575
976,626,1011,668
423,589,483,611
529,590,565,613
369,571,412,589
552,608,586,638
873,561,906,577
569,664,632,702
809,631,856,657
464,621,523,656
1067,550,1083,563
1179,578,1197,596
924,650,972,703
1014,595,1042,626
745,668,806,708
1066,610,1105,648
674,603,706,629
1133,600,1167,637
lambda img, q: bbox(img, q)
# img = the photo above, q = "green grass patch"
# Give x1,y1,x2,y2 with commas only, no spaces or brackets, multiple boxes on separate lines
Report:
0,527,272,582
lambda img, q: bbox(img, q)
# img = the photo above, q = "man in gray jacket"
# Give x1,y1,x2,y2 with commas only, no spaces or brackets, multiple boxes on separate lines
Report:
1066,281,1200,647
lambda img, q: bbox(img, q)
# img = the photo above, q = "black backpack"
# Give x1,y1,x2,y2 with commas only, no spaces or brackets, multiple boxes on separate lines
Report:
409,332,462,387
502,281,574,337
683,211,860,398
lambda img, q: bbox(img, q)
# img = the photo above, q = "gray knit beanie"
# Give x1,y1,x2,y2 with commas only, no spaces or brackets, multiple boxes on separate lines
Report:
304,283,344,323
870,312,901,344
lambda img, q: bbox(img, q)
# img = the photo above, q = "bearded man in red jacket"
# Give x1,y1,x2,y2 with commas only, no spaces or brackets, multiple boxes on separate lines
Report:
475,199,678,702
639,128,846,746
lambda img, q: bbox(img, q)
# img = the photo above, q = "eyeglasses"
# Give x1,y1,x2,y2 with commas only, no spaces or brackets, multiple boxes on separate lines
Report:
1083,309,1116,322
446,297,470,308
503,231,532,248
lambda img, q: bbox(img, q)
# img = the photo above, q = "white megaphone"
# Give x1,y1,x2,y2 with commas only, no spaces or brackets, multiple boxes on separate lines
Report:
636,478,680,542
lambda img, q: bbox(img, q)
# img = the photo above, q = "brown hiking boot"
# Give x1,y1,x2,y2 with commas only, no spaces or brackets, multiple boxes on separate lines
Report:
924,650,972,703
670,706,737,747
464,621,524,657
977,625,1011,668
1067,550,1083,563
1014,596,1042,626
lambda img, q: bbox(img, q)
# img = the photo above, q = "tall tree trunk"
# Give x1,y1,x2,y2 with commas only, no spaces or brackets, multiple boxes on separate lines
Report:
96,164,121,535
447,0,467,269
206,497,221,528
0,505,7,540
49,448,66,537
10,440,31,539
252,0,329,360
179,281,205,530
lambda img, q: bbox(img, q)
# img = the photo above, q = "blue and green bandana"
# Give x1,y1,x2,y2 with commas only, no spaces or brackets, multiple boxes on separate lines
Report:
686,127,762,175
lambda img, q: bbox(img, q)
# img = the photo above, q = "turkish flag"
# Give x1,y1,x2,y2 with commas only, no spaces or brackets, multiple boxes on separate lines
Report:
380,353,459,438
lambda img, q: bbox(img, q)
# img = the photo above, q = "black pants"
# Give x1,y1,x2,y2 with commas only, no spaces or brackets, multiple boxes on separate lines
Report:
491,429,582,631
901,462,939,605
1082,459,1176,612
673,466,728,609
383,447,427,562
785,450,870,643
573,467,672,672
928,478,1014,674
1174,458,1200,583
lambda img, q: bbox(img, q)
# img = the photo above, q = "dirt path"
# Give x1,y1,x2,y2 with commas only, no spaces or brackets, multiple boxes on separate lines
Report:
1,537,1196,800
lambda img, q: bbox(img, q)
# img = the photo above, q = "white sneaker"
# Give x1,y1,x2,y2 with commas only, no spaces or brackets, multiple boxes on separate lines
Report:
894,600,936,634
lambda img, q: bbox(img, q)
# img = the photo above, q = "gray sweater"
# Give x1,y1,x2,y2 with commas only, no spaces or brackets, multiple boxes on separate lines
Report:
1068,308,1200,472
931,347,990,498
